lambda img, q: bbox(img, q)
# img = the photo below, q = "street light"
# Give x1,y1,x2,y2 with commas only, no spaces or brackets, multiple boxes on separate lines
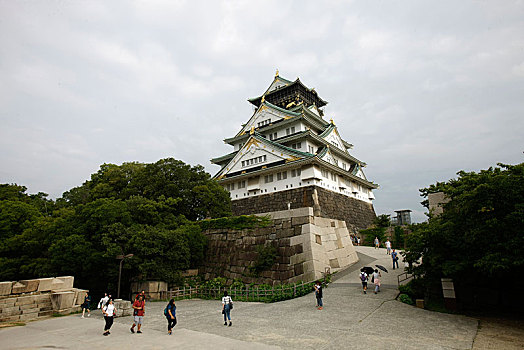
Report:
116,253,133,299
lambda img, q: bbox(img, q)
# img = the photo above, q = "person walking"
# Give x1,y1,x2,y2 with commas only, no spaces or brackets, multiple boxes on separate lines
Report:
81,292,91,318
165,299,177,335
102,299,116,336
130,295,145,334
135,290,146,301
392,249,399,269
359,268,368,294
314,280,323,310
221,291,233,327
373,269,381,294
385,239,391,255
98,293,109,309
374,237,380,249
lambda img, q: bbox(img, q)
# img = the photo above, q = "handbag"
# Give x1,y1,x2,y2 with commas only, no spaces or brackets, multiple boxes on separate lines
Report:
229,301,233,310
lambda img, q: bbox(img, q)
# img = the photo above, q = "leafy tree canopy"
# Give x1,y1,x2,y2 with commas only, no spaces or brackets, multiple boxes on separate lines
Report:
405,162,524,286
0,158,231,295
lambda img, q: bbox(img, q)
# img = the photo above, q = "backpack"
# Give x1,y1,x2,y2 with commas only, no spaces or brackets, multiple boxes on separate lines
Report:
360,273,367,282
164,305,169,316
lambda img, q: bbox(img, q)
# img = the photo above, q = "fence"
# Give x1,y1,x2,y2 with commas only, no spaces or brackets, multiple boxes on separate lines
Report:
397,272,414,286
161,281,315,303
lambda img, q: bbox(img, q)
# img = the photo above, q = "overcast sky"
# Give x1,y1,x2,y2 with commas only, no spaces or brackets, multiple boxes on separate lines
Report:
1,1,523,222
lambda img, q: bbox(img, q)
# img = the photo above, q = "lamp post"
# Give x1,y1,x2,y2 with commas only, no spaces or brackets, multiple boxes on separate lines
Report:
116,253,133,299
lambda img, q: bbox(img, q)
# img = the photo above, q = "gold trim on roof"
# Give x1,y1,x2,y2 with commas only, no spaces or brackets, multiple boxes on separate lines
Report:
285,156,302,162
245,137,260,149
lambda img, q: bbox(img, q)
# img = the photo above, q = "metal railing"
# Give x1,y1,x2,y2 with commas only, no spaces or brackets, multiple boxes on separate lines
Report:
160,281,314,302
397,272,414,286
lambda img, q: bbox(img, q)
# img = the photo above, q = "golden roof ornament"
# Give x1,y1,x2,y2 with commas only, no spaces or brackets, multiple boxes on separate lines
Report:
261,95,265,103
330,118,334,124
275,68,279,77
250,126,255,135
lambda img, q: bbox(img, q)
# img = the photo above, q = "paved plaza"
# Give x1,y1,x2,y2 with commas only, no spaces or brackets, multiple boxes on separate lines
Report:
1,247,481,349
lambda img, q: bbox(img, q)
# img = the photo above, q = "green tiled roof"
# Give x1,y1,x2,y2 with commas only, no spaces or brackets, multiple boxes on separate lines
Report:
211,150,238,164
263,101,301,116
319,123,335,138
253,132,314,158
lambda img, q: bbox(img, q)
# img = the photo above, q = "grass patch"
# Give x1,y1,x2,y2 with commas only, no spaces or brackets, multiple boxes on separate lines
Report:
0,322,25,328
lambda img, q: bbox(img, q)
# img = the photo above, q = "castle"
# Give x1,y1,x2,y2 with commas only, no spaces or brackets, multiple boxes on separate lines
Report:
211,72,377,231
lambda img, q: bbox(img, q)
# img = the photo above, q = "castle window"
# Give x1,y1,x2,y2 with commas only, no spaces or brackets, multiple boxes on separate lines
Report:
343,163,346,170
264,174,273,183
308,145,314,153
276,172,287,181
238,180,246,189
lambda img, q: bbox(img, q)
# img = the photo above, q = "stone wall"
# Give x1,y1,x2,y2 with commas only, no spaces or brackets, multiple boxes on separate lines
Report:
315,187,377,231
130,281,168,301
201,207,358,285
0,276,85,323
231,186,376,230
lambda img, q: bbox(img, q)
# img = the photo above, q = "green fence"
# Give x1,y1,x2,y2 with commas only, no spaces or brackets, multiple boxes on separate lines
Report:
161,281,315,303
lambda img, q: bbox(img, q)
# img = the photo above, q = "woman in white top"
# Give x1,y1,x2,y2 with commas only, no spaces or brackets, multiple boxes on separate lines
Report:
98,293,109,309
102,299,117,336
221,291,233,327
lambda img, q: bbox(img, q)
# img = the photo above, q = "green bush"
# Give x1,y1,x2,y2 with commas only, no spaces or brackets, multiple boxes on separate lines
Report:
249,245,277,276
398,278,426,299
399,294,414,305
198,215,271,231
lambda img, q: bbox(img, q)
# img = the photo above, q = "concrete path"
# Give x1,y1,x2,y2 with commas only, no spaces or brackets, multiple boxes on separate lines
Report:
333,245,410,288
0,246,479,350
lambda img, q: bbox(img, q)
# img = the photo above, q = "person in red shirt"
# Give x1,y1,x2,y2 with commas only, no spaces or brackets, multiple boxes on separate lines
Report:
130,295,145,334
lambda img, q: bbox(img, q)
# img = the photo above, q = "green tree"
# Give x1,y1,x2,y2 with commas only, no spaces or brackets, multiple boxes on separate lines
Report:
374,214,391,228
404,162,524,308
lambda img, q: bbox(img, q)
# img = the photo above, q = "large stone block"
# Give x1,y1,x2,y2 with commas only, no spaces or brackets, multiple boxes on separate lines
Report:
72,289,88,306
11,280,40,294
38,310,54,317
38,277,71,292
19,312,39,321
0,298,16,307
15,296,37,306
50,291,75,310
56,276,74,289
0,282,13,296
1,306,21,316
0,315,20,322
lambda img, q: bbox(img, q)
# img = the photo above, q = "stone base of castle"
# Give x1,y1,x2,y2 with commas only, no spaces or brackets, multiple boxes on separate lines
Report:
231,185,376,231
201,207,359,285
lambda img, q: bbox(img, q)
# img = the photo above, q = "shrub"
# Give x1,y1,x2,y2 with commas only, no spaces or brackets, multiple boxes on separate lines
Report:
399,294,414,305
249,245,277,276
399,278,426,299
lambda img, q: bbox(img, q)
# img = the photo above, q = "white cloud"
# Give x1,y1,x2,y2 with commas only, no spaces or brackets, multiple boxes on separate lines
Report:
0,0,523,223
